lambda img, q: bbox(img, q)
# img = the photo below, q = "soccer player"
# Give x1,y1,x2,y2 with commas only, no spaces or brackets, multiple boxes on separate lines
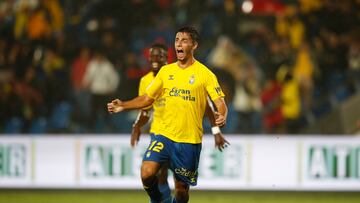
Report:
132,43,229,203
108,26,227,203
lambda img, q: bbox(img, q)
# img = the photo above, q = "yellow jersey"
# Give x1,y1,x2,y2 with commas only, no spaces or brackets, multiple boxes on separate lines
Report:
138,71,165,134
146,61,225,144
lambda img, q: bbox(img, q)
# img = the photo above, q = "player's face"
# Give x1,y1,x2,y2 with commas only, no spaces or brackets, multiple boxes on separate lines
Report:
149,47,167,73
175,32,197,62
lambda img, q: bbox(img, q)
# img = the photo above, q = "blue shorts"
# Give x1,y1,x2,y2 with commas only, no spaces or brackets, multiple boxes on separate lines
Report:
143,134,202,186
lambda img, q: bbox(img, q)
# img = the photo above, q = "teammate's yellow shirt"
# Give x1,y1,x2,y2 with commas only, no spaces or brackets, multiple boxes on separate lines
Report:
146,61,225,144
138,71,165,134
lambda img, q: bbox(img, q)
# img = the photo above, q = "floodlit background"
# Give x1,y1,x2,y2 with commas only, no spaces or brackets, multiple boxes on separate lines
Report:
0,0,360,202
0,0,359,135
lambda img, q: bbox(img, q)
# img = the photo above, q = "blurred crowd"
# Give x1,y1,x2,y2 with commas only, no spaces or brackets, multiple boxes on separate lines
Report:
0,0,359,134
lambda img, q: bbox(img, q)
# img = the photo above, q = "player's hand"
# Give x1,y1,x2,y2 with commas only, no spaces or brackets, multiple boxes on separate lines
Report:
107,99,124,113
131,125,141,147
214,133,230,152
214,112,226,127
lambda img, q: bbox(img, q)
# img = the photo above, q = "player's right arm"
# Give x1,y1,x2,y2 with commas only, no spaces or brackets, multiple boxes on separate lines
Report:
107,94,154,113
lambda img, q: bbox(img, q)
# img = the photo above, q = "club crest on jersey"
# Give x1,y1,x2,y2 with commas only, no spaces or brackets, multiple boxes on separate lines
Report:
168,75,174,80
189,75,195,84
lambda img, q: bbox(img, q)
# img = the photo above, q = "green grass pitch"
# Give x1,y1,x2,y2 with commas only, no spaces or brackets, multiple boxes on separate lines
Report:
1,190,360,203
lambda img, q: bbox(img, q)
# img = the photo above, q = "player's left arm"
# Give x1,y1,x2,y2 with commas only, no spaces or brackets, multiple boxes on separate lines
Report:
205,100,229,152
213,97,227,127
131,109,150,147
204,70,228,126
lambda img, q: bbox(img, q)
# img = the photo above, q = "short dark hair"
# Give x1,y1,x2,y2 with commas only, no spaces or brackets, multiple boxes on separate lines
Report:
151,43,168,52
177,26,200,44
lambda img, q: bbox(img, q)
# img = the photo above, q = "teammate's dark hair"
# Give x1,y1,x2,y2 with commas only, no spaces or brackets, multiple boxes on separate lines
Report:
151,43,168,52
176,26,200,44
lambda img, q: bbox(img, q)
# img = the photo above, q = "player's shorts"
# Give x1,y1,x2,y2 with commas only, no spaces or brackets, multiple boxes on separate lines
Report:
143,134,202,186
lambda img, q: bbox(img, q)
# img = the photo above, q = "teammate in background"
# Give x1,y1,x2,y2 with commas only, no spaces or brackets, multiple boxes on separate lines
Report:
108,26,228,203
132,43,229,203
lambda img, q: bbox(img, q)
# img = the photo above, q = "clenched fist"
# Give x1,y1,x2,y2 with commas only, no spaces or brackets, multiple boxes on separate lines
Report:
107,99,124,113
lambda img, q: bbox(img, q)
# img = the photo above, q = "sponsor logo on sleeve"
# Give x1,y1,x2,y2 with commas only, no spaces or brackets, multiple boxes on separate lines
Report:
215,87,222,95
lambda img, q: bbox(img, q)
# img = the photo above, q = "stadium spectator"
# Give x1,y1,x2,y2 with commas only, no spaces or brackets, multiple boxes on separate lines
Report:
348,32,360,91
41,48,68,113
70,46,91,129
277,66,301,134
83,49,119,132
27,3,51,40
261,76,284,134
292,43,315,113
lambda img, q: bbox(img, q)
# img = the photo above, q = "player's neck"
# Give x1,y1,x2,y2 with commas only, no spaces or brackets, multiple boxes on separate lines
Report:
177,57,195,69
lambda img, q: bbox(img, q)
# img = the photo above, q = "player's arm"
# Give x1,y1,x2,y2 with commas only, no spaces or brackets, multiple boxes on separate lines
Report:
107,94,154,113
205,70,227,127
213,97,227,127
108,71,163,113
131,109,150,147
205,98,229,152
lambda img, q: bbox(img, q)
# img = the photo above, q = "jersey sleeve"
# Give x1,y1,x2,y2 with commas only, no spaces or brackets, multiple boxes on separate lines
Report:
139,78,152,110
138,78,146,96
205,70,225,101
145,70,164,99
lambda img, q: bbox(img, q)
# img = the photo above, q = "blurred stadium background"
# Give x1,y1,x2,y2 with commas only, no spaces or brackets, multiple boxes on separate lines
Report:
0,0,360,202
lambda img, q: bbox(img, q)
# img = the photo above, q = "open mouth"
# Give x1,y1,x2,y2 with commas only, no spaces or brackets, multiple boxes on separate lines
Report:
176,49,185,58
152,62,159,68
